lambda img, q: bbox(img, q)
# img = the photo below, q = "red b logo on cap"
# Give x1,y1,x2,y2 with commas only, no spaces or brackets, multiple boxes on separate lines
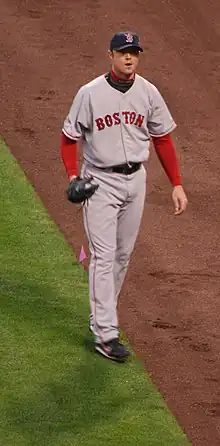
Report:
124,33,134,43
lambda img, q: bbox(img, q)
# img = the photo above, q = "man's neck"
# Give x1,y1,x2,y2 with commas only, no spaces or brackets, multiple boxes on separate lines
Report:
111,69,135,82
105,70,135,94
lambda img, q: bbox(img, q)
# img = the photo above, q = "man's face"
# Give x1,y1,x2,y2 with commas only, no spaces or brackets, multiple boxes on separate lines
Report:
109,48,140,79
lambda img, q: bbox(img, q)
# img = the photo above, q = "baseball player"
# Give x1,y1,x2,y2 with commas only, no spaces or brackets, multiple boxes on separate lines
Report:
61,31,188,362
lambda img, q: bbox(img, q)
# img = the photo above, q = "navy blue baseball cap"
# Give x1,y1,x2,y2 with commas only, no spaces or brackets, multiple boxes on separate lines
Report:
110,31,143,52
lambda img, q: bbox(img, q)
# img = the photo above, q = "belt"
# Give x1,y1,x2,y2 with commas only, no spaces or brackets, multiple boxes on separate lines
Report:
96,162,142,175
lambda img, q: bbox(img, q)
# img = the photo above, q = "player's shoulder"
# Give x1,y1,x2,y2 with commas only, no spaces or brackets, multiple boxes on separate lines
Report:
135,74,164,105
71,75,106,104
79,74,106,93
135,74,159,92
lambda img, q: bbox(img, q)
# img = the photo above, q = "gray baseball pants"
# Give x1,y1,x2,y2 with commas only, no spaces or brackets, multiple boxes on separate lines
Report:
82,161,146,344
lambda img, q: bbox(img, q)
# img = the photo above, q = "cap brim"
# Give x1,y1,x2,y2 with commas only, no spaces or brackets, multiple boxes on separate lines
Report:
112,44,143,52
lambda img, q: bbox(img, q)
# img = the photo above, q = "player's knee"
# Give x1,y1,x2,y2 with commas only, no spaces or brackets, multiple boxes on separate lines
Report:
116,251,130,268
95,249,115,266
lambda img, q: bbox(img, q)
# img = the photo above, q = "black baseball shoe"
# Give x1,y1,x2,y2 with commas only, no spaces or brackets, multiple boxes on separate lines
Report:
95,338,130,362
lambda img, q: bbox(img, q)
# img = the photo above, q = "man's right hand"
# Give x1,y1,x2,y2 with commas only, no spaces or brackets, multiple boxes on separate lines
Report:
69,175,77,182
67,176,99,204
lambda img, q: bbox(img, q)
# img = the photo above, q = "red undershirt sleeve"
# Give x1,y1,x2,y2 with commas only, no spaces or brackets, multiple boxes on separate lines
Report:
151,133,182,187
61,132,78,179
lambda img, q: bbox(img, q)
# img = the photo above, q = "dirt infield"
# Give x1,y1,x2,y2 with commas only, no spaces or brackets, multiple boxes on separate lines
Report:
1,1,220,444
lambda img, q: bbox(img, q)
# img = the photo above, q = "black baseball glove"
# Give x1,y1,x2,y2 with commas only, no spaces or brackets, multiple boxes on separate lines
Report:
67,176,99,204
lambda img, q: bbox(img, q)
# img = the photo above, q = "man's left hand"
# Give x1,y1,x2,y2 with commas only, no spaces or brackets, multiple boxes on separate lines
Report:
172,185,188,215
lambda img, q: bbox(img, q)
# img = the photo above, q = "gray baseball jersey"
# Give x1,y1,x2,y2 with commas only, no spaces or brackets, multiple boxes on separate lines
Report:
62,74,176,168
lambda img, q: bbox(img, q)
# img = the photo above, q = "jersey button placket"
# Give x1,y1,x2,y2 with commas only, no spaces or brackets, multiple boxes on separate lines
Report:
118,98,130,201
119,97,129,166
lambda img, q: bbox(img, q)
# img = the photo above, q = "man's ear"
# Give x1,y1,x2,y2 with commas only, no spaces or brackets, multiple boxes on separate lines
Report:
108,50,113,61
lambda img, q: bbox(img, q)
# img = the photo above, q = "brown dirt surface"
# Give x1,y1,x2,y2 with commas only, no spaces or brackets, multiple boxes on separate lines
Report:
1,1,220,444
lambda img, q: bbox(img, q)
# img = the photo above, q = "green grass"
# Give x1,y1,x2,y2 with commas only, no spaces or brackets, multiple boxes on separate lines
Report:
0,139,190,446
